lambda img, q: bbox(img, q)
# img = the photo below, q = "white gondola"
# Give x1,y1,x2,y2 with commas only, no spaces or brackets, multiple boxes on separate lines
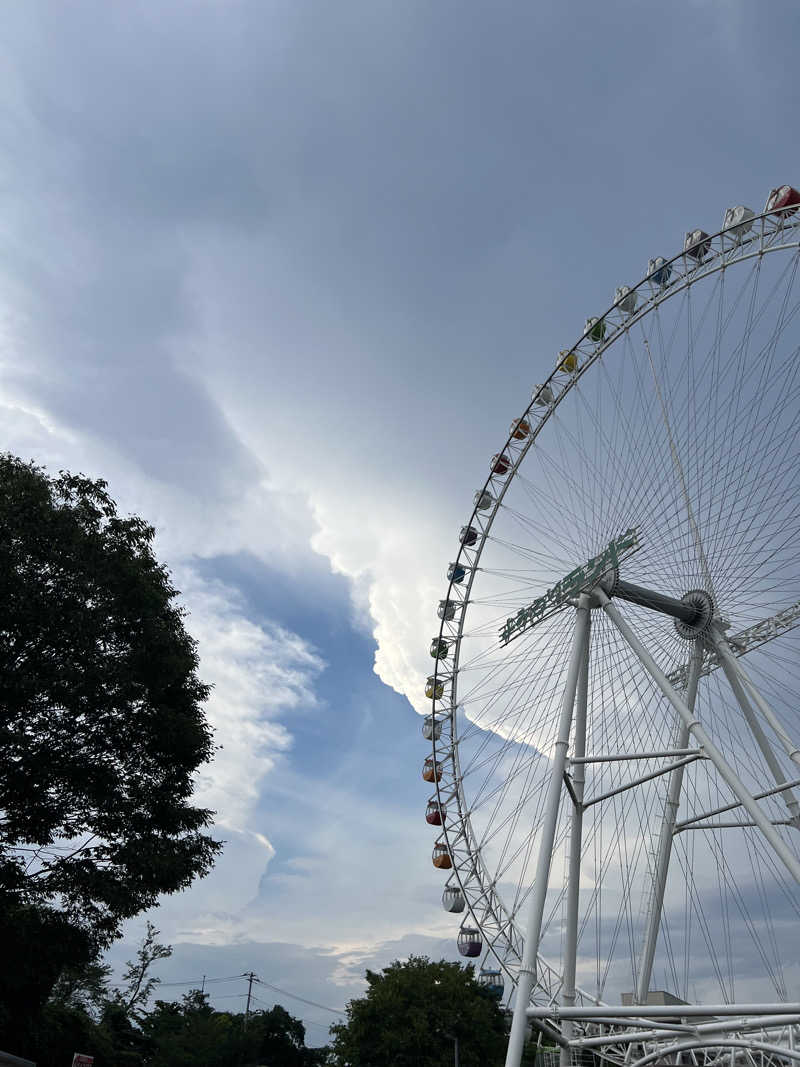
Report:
723,204,754,237
614,285,637,314
532,384,554,406
422,715,442,741
442,884,465,912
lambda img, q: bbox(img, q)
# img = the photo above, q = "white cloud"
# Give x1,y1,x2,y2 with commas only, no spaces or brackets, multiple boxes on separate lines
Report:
0,388,328,885
308,491,448,711
174,568,325,833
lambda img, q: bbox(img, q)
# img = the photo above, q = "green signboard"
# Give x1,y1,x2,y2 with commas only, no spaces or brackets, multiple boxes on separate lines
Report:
499,528,640,646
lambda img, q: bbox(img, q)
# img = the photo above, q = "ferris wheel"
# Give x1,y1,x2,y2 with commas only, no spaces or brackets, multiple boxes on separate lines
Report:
422,185,800,1067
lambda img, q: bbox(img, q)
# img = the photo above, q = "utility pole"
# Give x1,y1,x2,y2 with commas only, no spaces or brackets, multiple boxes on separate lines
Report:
243,971,257,1029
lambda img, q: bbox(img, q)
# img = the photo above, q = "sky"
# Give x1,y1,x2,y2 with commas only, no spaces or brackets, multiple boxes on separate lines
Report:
2,0,800,1046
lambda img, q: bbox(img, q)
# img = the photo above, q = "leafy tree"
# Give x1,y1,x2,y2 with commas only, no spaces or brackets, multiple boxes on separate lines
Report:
15,912,168,1063
34,1000,115,1067
0,902,95,1053
1,910,329,1066
50,955,113,1017
252,1003,328,1066
140,992,239,1067
0,454,221,949
114,922,173,1016
329,955,508,1067
140,993,328,1066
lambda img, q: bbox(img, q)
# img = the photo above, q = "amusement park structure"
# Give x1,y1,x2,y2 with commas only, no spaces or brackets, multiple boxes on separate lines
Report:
422,185,800,1067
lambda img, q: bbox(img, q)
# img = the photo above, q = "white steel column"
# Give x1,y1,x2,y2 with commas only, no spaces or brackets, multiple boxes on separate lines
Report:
560,613,591,1066
596,589,800,885
706,625,800,825
708,626,800,769
634,640,702,1005
505,595,592,1067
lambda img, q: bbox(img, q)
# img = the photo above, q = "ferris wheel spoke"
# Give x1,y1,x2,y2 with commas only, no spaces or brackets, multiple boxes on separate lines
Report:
706,291,800,585
699,294,799,561
696,259,765,535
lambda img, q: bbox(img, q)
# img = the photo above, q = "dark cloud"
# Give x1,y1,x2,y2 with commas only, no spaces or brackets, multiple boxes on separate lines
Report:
4,0,800,514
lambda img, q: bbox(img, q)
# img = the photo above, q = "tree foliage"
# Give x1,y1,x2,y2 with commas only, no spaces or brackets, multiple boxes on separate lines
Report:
140,993,327,1067
3,924,329,1065
0,901,96,1052
0,454,221,946
114,922,173,1016
329,955,508,1067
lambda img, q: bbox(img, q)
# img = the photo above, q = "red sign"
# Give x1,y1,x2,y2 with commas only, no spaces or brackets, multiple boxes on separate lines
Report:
71,1056,94,1066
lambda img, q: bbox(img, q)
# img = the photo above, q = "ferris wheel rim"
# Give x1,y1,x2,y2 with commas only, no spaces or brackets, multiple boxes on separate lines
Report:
426,202,800,1012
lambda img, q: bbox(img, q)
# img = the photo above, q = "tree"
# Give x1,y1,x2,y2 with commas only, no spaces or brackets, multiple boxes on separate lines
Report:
30,923,168,1066
0,454,221,949
114,922,173,1016
140,993,328,1066
1,916,329,1066
329,956,508,1067
252,1004,328,1066
49,953,113,1018
0,901,96,1052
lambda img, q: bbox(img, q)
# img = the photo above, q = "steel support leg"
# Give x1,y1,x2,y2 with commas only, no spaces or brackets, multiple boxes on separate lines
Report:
505,595,592,1067
707,624,800,825
708,626,800,769
597,590,800,885
634,640,703,1005
561,614,591,1066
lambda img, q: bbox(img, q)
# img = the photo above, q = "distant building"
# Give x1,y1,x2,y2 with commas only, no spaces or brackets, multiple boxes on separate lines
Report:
621,990,688,1008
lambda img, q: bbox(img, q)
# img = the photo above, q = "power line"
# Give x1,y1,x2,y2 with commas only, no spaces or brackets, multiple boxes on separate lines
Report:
303,1018,336,1033
255,977,343,1016
249,994,334,1031
158,973,248,988
153,970,344,1017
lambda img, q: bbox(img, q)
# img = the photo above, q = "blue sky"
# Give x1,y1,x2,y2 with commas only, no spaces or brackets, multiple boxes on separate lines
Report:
2,0,800,1044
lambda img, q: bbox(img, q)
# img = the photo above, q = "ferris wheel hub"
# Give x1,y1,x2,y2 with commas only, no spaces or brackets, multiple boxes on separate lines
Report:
612,578,715,634
673,588,716,640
